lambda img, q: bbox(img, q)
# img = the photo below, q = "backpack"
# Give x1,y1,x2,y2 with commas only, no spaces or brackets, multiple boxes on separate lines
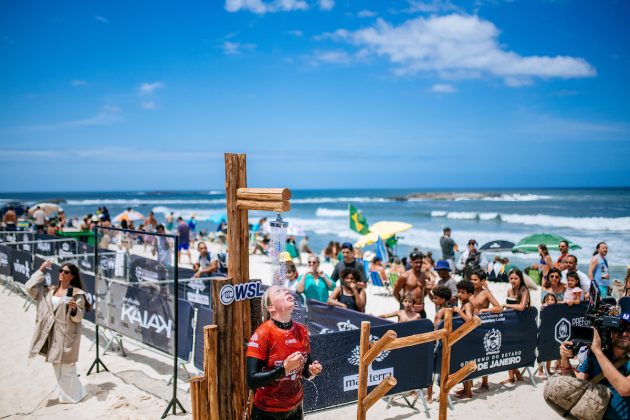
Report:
215,252,228,277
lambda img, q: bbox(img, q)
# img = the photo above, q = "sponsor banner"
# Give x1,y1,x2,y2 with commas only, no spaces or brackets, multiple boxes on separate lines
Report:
77,242,96,272
17,232,36,252
9,248,33,284
537,302,589,362
176,268,213,308
305,299,393,335
33,234,58,256
129,254,168,283
193,306,213,371
1,231,19,244
177,299,194,361
82,271,96,324
97,249,118,280
55,239,77,258
304,319,435,412
0,244,11,276
96,280,176,355
436,308,538,381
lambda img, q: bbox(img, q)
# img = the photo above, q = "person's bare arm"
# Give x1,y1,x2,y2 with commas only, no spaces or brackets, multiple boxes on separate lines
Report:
296,274,307,293
354,288,367,312
588,256,597,280
327,287,346,308
393,274,407,302
591,329,630,396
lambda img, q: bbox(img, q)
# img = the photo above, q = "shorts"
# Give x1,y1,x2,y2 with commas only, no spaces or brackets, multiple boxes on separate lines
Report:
251,404,303,420
178,242,190,251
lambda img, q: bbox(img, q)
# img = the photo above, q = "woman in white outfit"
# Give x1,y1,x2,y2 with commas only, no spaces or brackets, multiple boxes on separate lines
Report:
26,260,89,403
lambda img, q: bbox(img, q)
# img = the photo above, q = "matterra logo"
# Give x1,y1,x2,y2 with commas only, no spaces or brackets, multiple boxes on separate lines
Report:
347,334,390,366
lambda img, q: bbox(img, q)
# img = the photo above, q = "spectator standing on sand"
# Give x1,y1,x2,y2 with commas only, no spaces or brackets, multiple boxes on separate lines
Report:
165,212,174,232
330,242,367,285
188,214,197,248
440,227,458,271
560,255,591,293
33,206,47,233
435,260,458,306
393,251,428,317
3,206,17,231
193,242,219,278
144,211,157,232
177,217,192,264
328,268,366,312
555,240,569,268
589,242,610,297
296,256,335,302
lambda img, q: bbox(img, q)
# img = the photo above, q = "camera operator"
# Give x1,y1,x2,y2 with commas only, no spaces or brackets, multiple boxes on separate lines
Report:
559,297,630,419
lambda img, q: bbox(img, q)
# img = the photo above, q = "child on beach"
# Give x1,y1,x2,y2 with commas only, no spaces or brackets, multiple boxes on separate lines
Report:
426,286,453,402
378,293,421,322
538,293,559,377
469,270,502,392
563,272,584,305
453,280,474,399
501,269,530,385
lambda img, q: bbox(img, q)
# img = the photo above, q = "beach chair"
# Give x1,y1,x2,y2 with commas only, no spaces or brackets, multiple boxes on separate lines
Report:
388,272,399,290
369,271,391,296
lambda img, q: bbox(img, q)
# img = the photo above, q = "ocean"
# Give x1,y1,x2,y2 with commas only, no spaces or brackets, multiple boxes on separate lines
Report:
2,188,629,280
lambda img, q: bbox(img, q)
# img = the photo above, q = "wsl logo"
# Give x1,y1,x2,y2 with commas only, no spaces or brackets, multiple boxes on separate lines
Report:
219,281,263,305
483,328,502,355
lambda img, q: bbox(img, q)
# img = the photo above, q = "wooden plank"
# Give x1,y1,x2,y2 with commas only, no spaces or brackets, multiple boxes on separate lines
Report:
438,309,453,420
236,188,291,202
384,329,447,351
190,375,208,420
362,376,397,411
356,322,371,420
363,330,396,366
445,361,477,391
236,199,290,212
204,325,219,420
211,277,232,418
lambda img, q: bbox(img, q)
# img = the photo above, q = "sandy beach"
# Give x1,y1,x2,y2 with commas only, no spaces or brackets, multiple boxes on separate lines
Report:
0,245,559,420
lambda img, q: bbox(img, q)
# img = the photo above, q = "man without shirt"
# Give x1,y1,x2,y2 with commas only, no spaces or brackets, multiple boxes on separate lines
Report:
393,251,428,318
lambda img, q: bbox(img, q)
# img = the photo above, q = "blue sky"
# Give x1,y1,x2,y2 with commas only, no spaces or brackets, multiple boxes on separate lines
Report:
1,0,629,192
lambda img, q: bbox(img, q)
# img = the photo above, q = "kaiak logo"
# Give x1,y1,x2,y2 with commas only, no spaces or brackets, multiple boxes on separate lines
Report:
121,302,172,338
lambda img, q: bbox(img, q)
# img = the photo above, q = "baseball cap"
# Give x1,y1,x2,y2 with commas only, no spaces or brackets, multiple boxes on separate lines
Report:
341,242,353,251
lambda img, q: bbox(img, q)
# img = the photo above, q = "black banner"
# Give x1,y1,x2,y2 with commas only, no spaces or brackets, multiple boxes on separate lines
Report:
537,303,589,362
33,234,58,256
193,306,213,371
77,242,96,272
9,248,33,284
0,231,18,244
96,281,176,355
82,271,96,324
17,232,35,252
178,299,194,361
0,244,11,276
436,308,539,381
304,319,436,412
305,299,393,335
56,238,77,258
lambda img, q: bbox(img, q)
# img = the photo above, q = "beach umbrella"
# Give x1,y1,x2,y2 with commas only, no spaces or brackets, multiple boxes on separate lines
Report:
27,203,61,217
113,209,145,222
512,233,581,254
354,221,412,248
479,240,515,253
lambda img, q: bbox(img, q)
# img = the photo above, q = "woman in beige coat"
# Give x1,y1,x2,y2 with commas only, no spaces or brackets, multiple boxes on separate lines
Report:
26,260,91,403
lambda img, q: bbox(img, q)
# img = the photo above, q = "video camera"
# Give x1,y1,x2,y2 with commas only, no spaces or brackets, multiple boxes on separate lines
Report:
570,281,620,350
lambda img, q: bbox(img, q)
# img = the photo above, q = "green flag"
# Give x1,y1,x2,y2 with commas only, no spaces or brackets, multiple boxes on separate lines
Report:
349,205,370,234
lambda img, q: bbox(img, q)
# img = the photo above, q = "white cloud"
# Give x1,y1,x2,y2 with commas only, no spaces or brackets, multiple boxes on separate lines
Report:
95,16,109,24
71,80,87,86
307,50,355,65
225,0,308,14
141,101,157,110
139,82,164,95
357,10,377,18
222,41,257,55
405,0,461,13
319,0,334,11
429,83,457,93
323,14,596,85
285,30,303,37
21,106,121,131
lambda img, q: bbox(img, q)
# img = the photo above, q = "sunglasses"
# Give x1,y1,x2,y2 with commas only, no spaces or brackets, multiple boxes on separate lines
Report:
308,261,318,265
59,269,71,274
549,275,560,279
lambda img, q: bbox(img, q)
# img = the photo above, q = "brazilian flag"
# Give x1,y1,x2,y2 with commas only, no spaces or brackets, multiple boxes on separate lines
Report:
349,205,370,234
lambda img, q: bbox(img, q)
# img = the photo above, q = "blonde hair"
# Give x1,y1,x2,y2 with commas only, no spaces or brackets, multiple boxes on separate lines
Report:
261,287,272,321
